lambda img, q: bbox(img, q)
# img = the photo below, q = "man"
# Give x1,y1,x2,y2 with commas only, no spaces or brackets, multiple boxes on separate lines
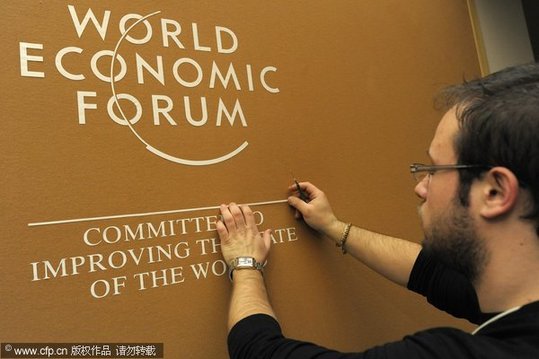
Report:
216,63,539,358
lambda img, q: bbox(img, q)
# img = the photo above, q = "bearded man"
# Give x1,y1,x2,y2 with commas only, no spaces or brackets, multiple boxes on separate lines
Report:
217,63,539,358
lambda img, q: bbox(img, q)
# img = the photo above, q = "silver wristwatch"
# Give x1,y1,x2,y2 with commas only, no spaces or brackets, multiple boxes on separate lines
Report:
228,256,265,281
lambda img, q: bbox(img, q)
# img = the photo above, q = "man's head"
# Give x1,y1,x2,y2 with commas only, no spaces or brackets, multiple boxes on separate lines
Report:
418,63,539,283
442,63,539,234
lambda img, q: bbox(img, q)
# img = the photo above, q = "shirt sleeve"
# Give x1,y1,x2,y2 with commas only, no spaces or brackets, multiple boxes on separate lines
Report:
406,249,492,324
228,314,348,359
227,314,490,359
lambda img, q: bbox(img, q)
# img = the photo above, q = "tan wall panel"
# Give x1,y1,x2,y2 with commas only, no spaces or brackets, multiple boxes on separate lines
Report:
1,1,480,357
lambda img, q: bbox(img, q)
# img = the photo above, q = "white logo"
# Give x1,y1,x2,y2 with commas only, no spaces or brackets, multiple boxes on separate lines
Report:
110,11,276,166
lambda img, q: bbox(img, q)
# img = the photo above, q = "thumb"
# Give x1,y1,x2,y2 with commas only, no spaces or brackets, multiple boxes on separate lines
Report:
288,195,309,213
263,229,272,252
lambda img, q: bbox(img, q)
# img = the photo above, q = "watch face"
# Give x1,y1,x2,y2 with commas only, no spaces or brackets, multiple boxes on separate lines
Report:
238,257,254,266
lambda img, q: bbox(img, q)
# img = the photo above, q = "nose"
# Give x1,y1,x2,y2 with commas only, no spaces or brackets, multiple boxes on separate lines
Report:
414,177,428,200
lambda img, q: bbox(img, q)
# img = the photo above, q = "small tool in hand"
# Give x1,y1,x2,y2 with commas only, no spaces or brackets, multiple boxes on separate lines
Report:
293,177,310,203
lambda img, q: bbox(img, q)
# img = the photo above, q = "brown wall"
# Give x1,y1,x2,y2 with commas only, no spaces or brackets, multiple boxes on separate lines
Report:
0,1,480,357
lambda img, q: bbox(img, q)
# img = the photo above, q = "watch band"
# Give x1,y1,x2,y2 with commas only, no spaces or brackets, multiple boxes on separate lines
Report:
228,256,265,281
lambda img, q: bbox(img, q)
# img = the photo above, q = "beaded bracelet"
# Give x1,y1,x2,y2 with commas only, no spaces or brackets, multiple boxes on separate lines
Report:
336,222,352,254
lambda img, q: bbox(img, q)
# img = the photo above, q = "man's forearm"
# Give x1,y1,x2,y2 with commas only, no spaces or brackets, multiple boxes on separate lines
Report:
228,270,276,331
325,221,422,287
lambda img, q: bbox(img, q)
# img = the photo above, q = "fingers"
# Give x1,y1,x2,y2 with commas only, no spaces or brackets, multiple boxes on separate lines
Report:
288,181,323,201
288,181,320,219
229,203,246,229
241,204,257,228
262,229,272,252
220,204,237,233
287,181,315,192
288,195,309,213
216,220,229,242
219,203,253,232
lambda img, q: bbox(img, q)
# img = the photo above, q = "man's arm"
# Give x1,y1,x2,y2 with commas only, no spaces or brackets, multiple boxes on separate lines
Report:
217,203,276,330
228,270,275,331
288,182,486,323
288,182,421,287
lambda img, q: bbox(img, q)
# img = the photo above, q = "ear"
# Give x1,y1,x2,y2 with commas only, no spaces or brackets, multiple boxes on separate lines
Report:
478,167,519,219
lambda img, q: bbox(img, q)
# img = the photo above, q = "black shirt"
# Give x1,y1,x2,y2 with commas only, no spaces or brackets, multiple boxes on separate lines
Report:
228,250,539,358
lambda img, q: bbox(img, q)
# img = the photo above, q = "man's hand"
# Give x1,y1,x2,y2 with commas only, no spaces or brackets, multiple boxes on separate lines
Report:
288,182,343,237
217,203,276,330
217,203,272,266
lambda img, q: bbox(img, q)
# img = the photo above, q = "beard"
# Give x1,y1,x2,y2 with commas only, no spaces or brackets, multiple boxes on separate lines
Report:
420,199,488,285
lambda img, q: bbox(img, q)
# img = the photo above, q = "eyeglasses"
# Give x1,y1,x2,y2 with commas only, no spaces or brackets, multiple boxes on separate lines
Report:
409,163,492,183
